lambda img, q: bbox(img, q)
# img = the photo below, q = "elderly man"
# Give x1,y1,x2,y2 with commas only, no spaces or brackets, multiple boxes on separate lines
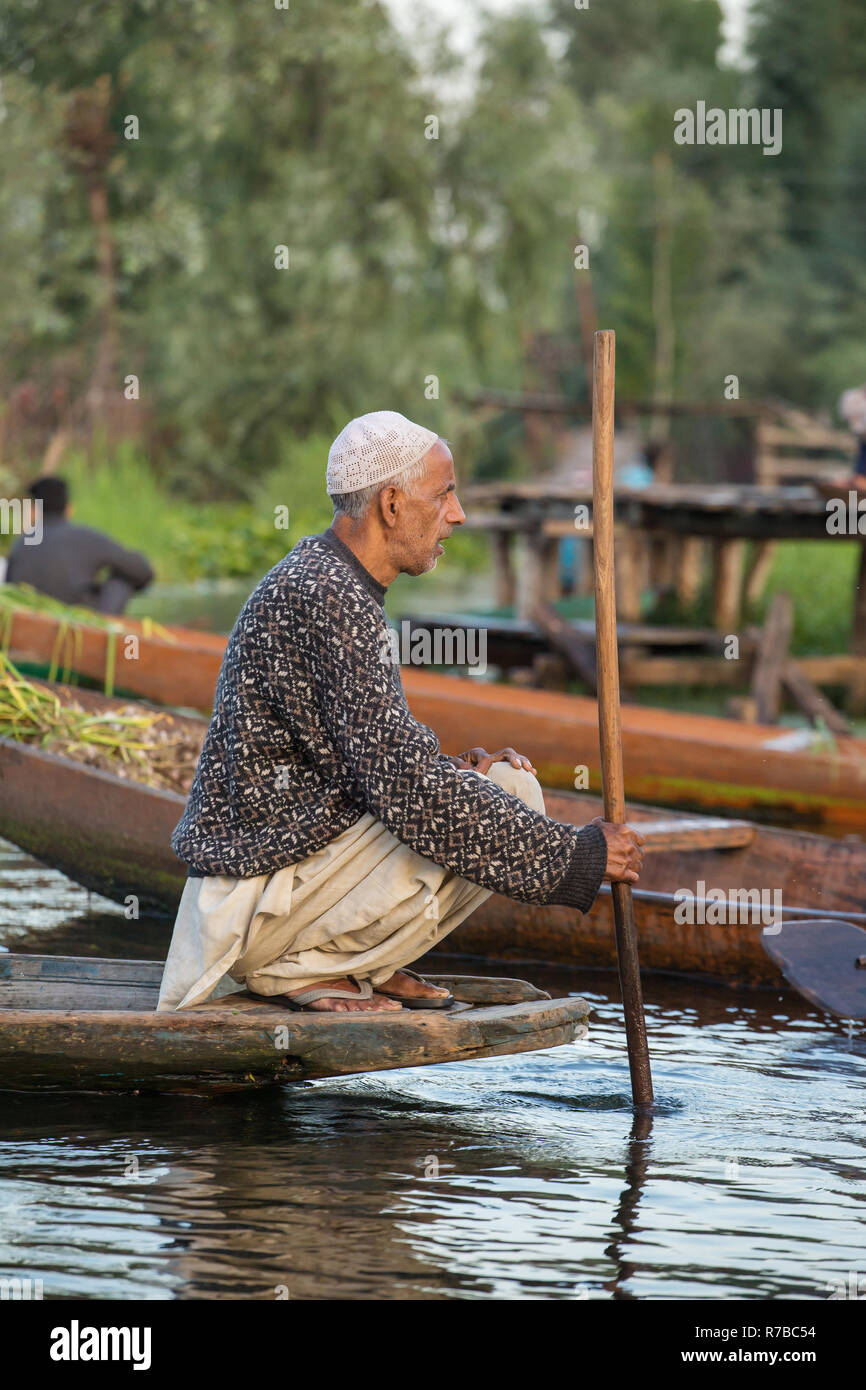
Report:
159,411,643,1013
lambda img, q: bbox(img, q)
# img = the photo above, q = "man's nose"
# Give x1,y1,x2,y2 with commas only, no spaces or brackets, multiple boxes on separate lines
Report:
448,495,466,525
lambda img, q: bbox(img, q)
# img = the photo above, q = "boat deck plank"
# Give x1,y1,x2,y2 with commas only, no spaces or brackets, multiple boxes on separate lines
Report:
0,955,584,1091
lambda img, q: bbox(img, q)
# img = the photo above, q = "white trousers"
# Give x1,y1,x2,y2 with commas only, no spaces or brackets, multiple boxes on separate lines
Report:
157,761,545,1011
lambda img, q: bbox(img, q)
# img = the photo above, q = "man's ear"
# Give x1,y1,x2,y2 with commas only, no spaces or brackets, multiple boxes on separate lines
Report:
379,485,400,529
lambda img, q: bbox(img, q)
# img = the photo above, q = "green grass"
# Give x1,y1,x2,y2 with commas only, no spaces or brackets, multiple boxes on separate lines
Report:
646,540,858,656
758,541,859,655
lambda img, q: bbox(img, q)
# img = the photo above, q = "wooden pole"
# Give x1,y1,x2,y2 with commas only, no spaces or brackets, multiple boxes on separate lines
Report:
592,329,654,1108
751,591,793,724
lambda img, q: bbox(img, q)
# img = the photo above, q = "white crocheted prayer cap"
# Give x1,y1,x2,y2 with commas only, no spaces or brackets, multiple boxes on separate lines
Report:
327,411,439,495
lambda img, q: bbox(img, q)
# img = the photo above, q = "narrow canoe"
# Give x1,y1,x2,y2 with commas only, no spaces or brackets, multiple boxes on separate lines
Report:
2,689,865,987
5,606,866,831
2,605,224,709
0,954,587,1092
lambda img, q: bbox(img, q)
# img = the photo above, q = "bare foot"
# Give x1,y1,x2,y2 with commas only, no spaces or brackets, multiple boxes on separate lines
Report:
284,977,402,1013
376,970,451,1002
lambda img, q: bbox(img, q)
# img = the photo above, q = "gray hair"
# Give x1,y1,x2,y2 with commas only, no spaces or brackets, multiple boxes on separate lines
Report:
329,453,433,520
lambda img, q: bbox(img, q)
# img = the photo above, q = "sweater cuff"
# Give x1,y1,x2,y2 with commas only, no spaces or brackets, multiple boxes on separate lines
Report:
548,821,607,911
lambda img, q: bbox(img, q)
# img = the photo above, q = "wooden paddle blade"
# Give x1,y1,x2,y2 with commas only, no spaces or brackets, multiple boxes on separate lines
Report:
762,919,866,1019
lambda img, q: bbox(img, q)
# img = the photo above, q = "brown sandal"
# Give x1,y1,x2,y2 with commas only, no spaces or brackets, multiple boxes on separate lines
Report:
248,977,402,1013
376,969,454,1010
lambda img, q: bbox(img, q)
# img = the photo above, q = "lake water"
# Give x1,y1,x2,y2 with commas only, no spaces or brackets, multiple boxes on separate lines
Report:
128,567,498,635
1,839,864,1301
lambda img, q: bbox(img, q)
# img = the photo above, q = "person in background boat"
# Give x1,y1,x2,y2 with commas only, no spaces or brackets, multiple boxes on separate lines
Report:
159,411,644,1015
4,476,154,614
838,384,866,481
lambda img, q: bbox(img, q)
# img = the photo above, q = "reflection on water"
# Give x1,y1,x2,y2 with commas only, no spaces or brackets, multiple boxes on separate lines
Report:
1,840,865,1300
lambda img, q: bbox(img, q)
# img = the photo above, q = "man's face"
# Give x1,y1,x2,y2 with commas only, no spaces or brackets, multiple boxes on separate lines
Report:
388,441,466,576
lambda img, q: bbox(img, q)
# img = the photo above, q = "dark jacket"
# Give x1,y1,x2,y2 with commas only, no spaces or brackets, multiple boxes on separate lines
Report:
5,516,153,612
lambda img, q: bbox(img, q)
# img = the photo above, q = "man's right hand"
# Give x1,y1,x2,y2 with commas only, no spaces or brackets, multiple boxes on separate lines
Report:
591,817,645,884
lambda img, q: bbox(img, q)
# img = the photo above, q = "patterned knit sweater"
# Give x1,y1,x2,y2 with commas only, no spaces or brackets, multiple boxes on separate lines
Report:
171,529,607,909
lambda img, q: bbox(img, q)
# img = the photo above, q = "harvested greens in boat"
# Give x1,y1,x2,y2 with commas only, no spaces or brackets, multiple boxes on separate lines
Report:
0,582,174,637
0,653,201,793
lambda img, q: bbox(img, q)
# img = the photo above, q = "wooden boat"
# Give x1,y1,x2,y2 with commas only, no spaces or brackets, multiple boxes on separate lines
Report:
403,670,866,835
5,605,866,831
0,954,588,1092
2,688,865,988
2,605,224,709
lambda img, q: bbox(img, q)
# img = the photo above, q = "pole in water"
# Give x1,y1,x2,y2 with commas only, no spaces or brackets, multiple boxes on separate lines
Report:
591,328,654,1108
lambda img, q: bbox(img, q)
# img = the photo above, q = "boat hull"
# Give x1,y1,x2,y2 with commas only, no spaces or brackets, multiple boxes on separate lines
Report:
403,670,866,835
0,955,587,1092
